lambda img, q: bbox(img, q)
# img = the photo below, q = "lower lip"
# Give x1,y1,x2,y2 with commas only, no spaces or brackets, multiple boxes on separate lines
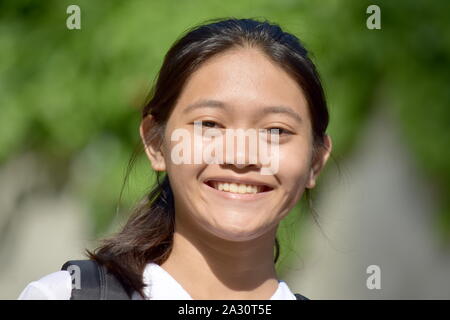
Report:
202,182,274,201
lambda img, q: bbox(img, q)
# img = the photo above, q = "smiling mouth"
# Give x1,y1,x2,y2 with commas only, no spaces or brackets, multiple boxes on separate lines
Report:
204,180,273,194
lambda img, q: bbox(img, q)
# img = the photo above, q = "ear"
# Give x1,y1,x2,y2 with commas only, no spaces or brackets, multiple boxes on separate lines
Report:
139,114,166,171
305,134,332,189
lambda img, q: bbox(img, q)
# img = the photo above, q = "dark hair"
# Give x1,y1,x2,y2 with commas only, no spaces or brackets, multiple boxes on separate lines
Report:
87,17,330,299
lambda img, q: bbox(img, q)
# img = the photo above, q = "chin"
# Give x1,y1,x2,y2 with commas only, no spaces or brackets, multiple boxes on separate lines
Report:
206,222,270,242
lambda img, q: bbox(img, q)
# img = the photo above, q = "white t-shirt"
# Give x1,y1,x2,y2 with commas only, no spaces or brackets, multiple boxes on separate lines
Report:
18,262,297,300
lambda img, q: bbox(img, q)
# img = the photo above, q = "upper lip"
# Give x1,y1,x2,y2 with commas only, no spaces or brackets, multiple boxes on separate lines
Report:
203,176,275,189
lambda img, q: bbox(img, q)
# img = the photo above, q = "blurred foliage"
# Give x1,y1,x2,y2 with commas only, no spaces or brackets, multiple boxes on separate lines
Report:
0,0,449,266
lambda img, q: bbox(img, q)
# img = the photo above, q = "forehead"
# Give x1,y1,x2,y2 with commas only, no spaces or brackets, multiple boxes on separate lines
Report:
172,47,309,119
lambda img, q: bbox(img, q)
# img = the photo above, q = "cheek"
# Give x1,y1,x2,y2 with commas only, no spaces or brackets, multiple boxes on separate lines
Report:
166,163,204,216
277,143,312,192
163,139,197,198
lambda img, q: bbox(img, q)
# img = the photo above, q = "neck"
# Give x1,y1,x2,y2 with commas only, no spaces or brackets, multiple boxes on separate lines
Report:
160,213,280,299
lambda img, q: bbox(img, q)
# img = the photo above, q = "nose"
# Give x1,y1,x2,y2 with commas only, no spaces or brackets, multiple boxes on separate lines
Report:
223,130,262,170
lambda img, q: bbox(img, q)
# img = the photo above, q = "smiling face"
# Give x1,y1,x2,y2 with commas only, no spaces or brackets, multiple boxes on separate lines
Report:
141,47,331,242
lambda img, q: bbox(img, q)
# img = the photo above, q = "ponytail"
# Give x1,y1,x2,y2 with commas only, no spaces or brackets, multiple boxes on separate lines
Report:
87,170,175,298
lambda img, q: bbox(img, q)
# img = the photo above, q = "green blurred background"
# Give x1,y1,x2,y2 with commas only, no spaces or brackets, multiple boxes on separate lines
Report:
1,0,449,299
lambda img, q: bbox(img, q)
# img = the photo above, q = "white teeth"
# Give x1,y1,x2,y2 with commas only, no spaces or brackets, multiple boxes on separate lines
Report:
209,181,265,194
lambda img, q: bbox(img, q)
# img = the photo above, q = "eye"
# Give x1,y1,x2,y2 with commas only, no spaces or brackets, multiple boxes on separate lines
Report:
201,120,219,128
191,120,224,129
267,127,293,135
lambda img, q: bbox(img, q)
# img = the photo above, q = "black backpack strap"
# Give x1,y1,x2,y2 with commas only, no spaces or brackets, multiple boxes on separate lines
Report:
61,260,134,300
294,293,309,300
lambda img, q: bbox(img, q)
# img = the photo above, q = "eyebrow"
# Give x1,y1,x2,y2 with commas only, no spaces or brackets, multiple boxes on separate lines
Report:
183,99,302,124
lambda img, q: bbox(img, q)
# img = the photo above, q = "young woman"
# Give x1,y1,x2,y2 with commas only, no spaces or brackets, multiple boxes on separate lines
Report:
18,17,332,300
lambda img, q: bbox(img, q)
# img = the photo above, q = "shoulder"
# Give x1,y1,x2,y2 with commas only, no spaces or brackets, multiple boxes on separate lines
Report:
17,270,72,300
